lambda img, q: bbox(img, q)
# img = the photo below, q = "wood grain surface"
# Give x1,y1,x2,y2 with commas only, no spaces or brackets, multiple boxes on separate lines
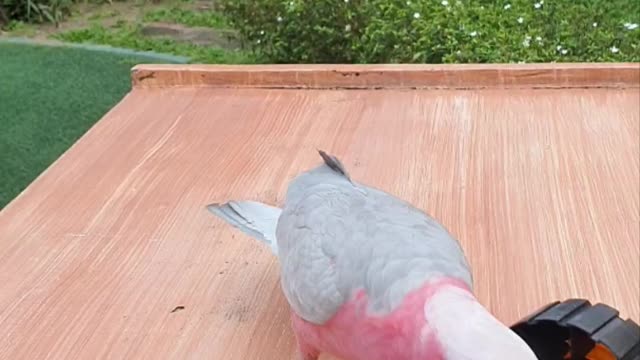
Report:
1,67,639,359
131,63,640,89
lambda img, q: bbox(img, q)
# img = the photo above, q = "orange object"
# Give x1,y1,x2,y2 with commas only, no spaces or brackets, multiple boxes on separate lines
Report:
586,345,617,360
0,64,638,359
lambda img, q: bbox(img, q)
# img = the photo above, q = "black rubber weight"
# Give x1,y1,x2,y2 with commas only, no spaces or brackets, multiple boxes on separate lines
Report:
510,299,640,360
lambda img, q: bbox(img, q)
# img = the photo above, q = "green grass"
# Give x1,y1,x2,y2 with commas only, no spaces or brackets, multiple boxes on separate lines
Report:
0,42,164,208
3,20,38,36
143,7,228,28
54,22,258,63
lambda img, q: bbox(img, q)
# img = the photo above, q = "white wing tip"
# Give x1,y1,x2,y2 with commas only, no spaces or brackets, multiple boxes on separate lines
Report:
205,200,281,256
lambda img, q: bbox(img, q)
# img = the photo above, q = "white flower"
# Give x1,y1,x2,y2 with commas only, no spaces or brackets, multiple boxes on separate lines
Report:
406,0,411,4
561,49,568,55
624,23,639,30
344,0,349,2
517,16,524,24
456,50,462,55
413,12,420,19
256,39,261,44
260,30,265,35
470,31,478,37
504,4,511,9
277,16,283,22
610,46,619,53
556,45,563,51
442,0,449,6
593,22,598,27
345,24,351,32
522,39,530,47
534,2,542,9
536,36,543,44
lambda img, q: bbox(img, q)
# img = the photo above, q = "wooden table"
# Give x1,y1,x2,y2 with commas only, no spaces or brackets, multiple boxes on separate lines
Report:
1,64,638,359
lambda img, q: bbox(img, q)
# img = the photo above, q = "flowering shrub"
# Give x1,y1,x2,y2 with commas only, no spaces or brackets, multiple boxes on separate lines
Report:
220,0,640,63
219,0,366,63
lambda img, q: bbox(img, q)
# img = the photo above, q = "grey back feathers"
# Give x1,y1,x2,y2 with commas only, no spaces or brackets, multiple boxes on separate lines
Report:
206,150,473,325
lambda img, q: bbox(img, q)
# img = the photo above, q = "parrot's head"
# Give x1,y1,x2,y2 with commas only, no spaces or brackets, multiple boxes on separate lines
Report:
424,284,539,360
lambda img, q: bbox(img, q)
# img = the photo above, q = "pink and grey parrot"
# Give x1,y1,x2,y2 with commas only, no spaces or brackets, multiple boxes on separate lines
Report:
207,150,538,360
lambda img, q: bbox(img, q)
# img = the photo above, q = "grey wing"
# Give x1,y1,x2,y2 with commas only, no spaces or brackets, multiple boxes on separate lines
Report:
356,188,474,314
275,185,359,324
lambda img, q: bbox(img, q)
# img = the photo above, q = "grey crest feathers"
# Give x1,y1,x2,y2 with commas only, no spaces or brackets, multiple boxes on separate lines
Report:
317,149,351,181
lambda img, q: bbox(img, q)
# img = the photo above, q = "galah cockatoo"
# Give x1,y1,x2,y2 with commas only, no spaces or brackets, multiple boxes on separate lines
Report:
207,150,538,360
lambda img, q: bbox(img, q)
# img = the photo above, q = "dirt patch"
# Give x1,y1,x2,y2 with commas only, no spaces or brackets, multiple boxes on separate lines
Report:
141,22,239,49
2,0,229,45
2,1,152,40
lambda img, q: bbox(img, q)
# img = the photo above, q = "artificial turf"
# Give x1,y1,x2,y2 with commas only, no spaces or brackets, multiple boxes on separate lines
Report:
0,42,163,209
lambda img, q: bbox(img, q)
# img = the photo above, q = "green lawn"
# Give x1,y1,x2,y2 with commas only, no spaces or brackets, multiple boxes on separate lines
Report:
53,23,258,64
0,42,163,209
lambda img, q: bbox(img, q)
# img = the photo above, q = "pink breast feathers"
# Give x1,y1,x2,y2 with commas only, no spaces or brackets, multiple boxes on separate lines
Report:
290,278,471,360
